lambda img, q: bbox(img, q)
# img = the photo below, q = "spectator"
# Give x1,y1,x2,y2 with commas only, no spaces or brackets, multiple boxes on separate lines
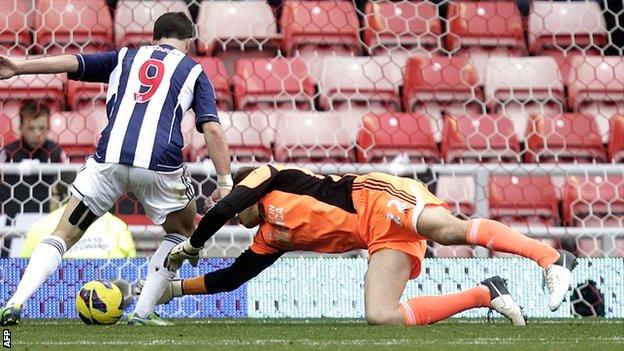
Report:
20,204,136,259
0,100,68,221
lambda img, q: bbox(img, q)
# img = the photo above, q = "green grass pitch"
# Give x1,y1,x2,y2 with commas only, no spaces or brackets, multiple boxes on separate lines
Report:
4,319,623,351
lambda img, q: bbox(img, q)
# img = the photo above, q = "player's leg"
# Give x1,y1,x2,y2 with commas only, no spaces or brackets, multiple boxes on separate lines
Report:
416,206,576,311
128,167,196,324
1,159,121,326
364,248,525,326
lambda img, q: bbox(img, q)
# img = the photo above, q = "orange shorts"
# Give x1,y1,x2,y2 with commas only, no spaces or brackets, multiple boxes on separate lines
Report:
351,172,448,279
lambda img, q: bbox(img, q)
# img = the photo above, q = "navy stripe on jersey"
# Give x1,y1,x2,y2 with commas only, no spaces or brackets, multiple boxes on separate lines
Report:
149,57,197,170
94,48,136,162
119,49,168,165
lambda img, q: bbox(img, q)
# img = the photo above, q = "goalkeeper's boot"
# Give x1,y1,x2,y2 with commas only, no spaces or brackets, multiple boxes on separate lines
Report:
127,312,172,326
0,304,22,326
544,249,577,312
481,276,526,326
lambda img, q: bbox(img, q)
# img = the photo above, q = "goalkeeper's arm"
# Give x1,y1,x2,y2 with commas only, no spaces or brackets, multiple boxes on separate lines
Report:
167,248,283,300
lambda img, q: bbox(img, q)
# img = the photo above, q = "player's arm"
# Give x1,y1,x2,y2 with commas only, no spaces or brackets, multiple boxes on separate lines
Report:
192,70,232,200
0,54,79,79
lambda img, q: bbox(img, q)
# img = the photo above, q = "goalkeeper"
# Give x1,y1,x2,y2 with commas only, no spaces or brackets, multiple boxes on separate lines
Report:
164,165,577,326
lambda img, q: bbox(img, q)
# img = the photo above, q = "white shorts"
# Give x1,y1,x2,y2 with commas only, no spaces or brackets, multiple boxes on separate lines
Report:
70,157,195,225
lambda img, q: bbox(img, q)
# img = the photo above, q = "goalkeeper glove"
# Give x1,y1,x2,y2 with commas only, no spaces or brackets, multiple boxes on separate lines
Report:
165,239,202,272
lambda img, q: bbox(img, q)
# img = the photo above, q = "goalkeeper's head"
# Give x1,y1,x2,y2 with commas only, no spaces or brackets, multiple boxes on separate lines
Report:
153,12,194,53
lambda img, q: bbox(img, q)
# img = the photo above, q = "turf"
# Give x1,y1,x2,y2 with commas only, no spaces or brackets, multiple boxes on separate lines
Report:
4,318,623,351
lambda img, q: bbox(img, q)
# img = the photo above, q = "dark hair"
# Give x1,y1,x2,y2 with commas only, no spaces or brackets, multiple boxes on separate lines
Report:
233,166,259,186
19,99,50,125
153,12,194,41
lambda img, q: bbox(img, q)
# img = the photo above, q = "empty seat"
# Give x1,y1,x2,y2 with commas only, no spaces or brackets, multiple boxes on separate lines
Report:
528,1,608,55
280,0,360,57
447,1,525,55
356,112,439,163
319,56,402,112
0,0,33,55
0,74,65,118
193,57,232,110
442,114,520,163
233,57,314,111
274,111,360,162
489,175,559,227
35,0,113,54
363,0,441,56
65,80,108,122
435,175,475,219
609,115,624,163
567,56,624,142
196,0,278,55
48,112,100,161
485,56,564,138
115,0,191,47
403,55,482,141
525,113,607,163
0,113,17,148
563,175,624,228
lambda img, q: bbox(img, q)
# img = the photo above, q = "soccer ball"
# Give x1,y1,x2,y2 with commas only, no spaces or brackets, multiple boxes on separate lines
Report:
76,280,124,325
570,280,605,318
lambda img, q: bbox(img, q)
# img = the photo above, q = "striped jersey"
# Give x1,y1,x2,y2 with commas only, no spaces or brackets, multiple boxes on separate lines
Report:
68,44,218,172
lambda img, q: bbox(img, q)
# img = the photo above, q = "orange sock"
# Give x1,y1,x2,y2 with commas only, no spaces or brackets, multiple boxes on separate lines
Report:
400,286,490,325
182,277,208,295
466,219,559,268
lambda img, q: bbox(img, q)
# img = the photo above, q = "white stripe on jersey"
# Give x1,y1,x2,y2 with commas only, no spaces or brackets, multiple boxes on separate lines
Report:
106,47,128,104
168,64,203,143
105,46,153,163
133,51,186,168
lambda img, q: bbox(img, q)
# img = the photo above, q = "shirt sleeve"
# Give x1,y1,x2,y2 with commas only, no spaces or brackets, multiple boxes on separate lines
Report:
189,165,280,248
192,71,219,132
67,50,119,83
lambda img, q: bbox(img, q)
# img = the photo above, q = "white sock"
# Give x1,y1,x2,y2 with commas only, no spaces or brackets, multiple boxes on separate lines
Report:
7,235,67,307
133,233,186,318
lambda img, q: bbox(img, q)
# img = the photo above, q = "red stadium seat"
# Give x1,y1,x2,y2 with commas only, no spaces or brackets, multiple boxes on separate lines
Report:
485,56,565,139
0,113,17,148
193,57,232,110
274,111,360,162
525,113,607,163
489,175,560,227
609,114,624,163
318,56,402,112
435,175,475,219
196,0,279,63
528,1,608,55
0,0,33,55
184,110,277,162
280,0,360,57
563,175,624,228
0,74,65,118
403,55,482,142
441,114,520,163
567,56,624,142
48,111,99,162
363,0,441,56
35,0,113,54
65,81,109,131
114,0,191,47
356,112,439,163
233,57,314,111
447,1,525,55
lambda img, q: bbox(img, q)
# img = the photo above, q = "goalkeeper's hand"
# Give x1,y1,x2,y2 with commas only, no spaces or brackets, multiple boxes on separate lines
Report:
134,279,183,305
165,240,202,272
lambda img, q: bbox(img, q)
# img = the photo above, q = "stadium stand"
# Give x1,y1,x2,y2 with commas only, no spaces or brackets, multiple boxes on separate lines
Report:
441,113,520,163
193,56,233,110
35,0,114,54
0,0,33,55
355,112,439,163
563,175,624,228
609,114,624,162
48,111,101,162
0,73,65,119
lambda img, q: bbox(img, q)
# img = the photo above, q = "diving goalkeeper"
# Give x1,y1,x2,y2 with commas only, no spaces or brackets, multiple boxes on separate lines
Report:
164,165,577,326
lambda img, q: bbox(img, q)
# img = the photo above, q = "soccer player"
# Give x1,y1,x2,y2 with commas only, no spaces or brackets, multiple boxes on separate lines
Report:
163,165,577,326
0,12,232,326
